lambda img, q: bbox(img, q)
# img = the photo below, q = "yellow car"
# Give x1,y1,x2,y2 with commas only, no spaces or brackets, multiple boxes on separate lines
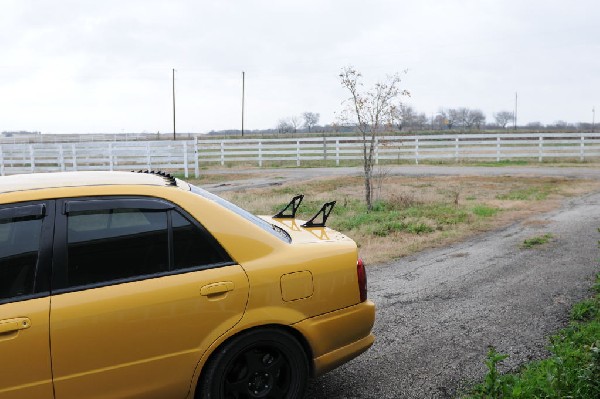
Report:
0,171,375,399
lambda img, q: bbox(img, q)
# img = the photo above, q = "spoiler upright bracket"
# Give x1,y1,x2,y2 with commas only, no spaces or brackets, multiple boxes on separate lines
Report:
301,201,336,228
273,194,304,219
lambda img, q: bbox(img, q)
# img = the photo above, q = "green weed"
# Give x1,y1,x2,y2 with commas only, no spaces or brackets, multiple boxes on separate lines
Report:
462,274,600,399
497,186,554,201
472,205,500,217
522,233,553,248
571,299,599,321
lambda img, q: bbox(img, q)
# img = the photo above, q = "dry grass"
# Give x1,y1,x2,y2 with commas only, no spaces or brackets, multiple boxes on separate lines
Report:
212,175,600,265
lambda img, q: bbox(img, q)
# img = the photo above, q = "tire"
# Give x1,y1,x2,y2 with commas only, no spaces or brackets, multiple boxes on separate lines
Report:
197,328,309,399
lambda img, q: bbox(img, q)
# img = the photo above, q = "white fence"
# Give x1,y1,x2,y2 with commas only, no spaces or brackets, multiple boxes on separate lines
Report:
1,133,599,177
0,141,198,177
198,132,600,167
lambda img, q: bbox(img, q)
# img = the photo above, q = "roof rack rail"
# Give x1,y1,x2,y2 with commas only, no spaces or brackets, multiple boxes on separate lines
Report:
301,201,336,228
132,170,177,187
273,194,304,218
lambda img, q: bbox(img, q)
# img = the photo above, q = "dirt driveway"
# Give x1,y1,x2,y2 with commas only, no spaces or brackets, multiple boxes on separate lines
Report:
304,189,600,398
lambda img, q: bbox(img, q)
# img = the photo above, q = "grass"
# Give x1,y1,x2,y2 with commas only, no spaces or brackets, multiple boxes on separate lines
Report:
522,233,554,249
208,175,599,264
473,160,530,167
472,205,500,217
497,185,555,201
462,274,600,399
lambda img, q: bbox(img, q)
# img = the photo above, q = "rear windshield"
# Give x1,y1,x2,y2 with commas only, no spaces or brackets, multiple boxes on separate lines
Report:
189,185,291,243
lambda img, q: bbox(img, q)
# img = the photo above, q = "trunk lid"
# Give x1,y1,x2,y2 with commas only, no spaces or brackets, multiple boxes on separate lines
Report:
259,216,354,245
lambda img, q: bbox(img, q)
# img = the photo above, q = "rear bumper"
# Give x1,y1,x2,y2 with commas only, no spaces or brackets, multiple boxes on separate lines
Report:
292,300,375,377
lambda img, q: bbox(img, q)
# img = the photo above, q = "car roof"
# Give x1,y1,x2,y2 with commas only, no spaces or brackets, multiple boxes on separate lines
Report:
0,171,183,194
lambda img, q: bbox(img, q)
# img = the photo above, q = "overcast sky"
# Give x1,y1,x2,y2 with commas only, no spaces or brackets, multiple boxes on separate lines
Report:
1,0,598,134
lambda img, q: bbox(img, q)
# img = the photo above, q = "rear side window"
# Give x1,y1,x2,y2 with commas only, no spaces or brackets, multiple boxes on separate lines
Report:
0,211,44,301
189,184,291,243
67,208,169,287
172,211,228,269
61,198,233,289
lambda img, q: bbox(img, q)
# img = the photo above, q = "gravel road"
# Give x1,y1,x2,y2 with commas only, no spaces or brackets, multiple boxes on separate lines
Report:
304,189,600,398
203,165,600,193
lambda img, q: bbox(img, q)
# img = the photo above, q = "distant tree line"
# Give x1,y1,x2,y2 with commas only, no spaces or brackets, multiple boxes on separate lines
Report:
263,106,594,135
205,106,595,136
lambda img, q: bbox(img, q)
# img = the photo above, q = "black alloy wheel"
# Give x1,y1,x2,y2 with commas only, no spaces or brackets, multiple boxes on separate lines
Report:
198,328,308,399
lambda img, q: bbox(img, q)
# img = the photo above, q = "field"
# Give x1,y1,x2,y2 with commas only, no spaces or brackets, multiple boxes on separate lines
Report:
188,173,600,264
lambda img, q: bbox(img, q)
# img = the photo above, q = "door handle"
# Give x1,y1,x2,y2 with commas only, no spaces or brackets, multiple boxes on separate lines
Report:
0,318,31,334
200,282,235,297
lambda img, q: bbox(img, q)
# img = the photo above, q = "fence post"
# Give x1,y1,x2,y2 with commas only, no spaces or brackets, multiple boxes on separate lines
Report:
183,142,189,178
194,137,199,178
538,136,543,162
258,141,262,167
296,140,300,166
29,145,35,172
496,136,501,162
220,141,225,166
0,146,4,176
455,137,459,161
580,135,585,161
108,142,114,172
375,137,379,165
336,139,340,166
323,136,327,163
146,143,151,170
59,145,65,171
415,138,419,165
71,145,77,171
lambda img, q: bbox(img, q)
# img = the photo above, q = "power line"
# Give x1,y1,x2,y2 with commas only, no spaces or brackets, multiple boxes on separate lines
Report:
172,68,176,140
241,71,245,137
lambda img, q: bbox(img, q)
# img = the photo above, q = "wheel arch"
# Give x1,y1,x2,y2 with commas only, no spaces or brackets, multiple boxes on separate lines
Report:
191,324,314,398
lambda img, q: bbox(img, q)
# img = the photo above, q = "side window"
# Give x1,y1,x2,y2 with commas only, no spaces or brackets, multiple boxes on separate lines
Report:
67,208,168,287
0,214,43,301
172,211,230,270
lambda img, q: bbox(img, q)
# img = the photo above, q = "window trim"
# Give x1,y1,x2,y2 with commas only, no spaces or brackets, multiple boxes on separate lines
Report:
64,198,173,214
0,203,45,220
52,196,235,294
0,200,54,305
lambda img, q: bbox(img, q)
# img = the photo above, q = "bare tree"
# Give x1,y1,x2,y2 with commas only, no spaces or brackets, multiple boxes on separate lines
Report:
446,109,460,130
302,112,320,133
395,104,417,130
526,121,543,129
339,66,409,210
471,109,486,130
433,113,447,130
452,107,485,130
277,119,292,134
456,108,472,128
494,111,514,129
289,116,301,133
415,113,429,130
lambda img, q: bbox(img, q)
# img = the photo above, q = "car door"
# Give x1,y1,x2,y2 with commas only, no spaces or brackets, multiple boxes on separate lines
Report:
0,202,54,399
49,197,249,399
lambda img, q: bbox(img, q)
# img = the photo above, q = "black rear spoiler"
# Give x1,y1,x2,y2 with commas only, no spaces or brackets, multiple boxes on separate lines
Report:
273,195,336,228
273,195,304,219
301,201,336,228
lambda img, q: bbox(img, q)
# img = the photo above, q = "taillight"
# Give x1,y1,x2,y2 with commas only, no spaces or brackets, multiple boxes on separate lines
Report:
357,258,367,302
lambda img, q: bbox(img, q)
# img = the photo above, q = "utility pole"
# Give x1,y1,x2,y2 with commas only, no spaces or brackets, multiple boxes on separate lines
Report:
241,71,245,137
172,68,176,140
514,92,518,131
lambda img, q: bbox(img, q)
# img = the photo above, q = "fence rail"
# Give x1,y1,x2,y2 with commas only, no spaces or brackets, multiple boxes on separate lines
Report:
1,133,599,177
